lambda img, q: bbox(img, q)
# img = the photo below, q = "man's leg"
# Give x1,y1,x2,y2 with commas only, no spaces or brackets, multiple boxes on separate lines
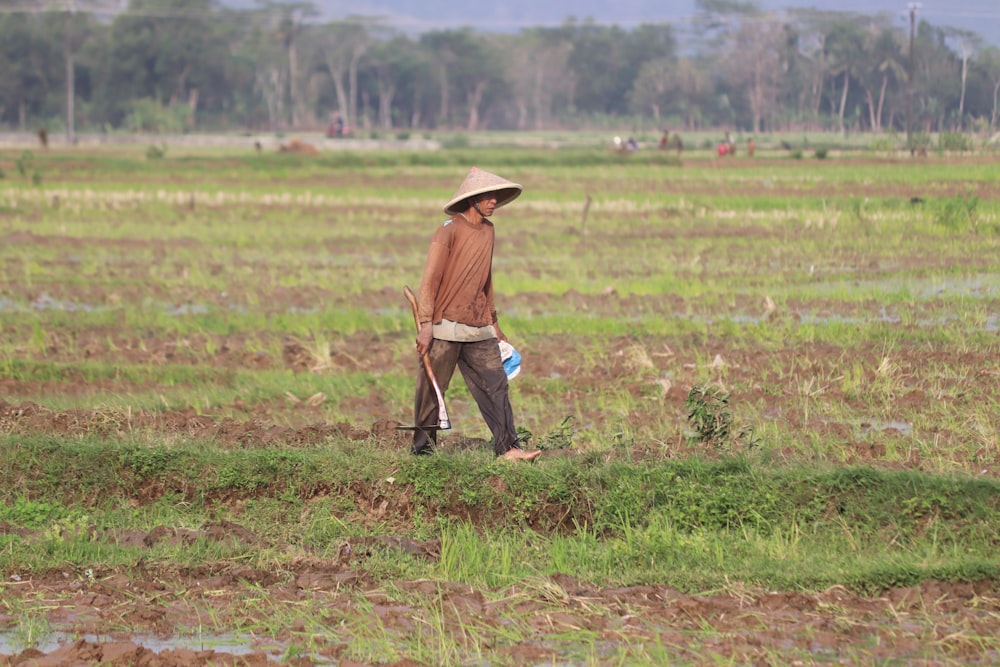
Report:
457,339,519,456
412,339,460,455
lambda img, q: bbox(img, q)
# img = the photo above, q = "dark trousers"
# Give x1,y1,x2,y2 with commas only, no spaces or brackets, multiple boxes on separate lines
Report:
412,338,518,456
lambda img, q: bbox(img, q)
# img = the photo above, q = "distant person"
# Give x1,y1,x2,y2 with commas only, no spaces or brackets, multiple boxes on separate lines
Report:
659,130,670,150
626,136,638,151
747,138,755,157
326,114,345,138
724,131,736,156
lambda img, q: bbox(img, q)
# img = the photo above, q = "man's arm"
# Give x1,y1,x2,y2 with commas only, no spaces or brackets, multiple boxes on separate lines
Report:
418,241,448,317
416,235,449,355
484,269,506,342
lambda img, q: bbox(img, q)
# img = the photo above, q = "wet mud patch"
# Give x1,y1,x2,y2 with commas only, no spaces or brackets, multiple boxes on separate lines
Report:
2,556,998,665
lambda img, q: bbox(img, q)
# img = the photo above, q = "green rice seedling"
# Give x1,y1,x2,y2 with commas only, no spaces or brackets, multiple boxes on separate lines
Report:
8,605,53,652
436,522,523,589
408,593,483,666
335,594,402,665
933,191,981,233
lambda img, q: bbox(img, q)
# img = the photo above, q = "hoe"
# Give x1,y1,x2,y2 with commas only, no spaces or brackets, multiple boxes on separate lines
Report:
398,285,451,432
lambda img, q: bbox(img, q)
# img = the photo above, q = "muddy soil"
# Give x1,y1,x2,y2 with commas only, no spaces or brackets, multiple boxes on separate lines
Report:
2,520,998,666
2,315,998,665
1,171,998,664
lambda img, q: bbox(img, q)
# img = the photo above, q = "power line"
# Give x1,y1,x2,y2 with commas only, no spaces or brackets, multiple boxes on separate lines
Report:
907,2,920,145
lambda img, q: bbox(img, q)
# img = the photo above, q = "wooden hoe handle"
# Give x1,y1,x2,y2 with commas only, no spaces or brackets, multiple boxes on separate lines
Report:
404,286,451,430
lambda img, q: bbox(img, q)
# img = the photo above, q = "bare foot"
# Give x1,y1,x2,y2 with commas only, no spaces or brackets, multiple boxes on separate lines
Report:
501,448,542,462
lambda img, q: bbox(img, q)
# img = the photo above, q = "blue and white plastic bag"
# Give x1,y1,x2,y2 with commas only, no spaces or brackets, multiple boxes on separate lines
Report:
498,340,521,381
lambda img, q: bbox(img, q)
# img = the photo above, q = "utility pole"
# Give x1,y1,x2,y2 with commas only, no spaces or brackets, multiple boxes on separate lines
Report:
66,0,77,144
906,2,920,147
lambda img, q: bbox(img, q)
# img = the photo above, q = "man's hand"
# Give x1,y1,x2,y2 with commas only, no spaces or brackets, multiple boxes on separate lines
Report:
493,320,507,343
416,321,434,356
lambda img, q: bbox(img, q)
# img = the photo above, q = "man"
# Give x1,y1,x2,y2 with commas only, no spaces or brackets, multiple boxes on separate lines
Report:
411,167,541,462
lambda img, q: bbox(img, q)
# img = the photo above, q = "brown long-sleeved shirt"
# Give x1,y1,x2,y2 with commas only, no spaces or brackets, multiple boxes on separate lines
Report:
417,214,496,327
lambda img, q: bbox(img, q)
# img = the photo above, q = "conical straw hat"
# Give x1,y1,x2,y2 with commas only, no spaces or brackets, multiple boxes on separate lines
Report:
443,167,523,215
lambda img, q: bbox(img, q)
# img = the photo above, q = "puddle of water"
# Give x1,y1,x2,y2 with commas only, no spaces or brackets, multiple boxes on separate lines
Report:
0,631,285,659
0,296,210,317
164,303,210,316
1,292,994,333
858,419,913,436
805,274,999,300
0,294,103,313
507,302,993,332
0,294,106,314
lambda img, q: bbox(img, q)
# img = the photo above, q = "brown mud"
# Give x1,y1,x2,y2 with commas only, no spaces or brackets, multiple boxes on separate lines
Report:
2,519,998,666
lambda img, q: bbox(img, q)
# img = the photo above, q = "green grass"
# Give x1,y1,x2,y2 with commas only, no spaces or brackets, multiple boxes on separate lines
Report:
1,433,997,595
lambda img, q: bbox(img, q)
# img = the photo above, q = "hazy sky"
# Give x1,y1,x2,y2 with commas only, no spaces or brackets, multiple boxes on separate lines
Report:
219,0,999,44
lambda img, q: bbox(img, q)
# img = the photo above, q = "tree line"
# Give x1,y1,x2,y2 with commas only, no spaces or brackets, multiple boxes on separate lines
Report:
2,0,1000,141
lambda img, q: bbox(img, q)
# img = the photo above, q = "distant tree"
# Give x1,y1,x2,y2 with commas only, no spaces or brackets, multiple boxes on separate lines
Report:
823,15,869,133
0,2,995,135
0,0,113,134
629,58,712,130
0,12,51,128
789,9,845,121
770,21,822,130
671,58,713,130
266,1,318,128
626,23,678,71
726,16,784,132
362,33,423,130
943,27,982,130
240,10,287,131
503,28,572,129
623,23,678,121
455,34,505,130
693,0,761,41
102,0,231,128
976,47,1000,130
859,24,905,131
314,19,374,131
419,29,459,128
629,57,673,121
562,21,634,116
419,29,503,130
913,20,963,132
691,0,761,128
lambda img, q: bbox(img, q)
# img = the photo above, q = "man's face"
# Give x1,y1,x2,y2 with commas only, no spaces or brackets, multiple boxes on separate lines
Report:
475,193,498,216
